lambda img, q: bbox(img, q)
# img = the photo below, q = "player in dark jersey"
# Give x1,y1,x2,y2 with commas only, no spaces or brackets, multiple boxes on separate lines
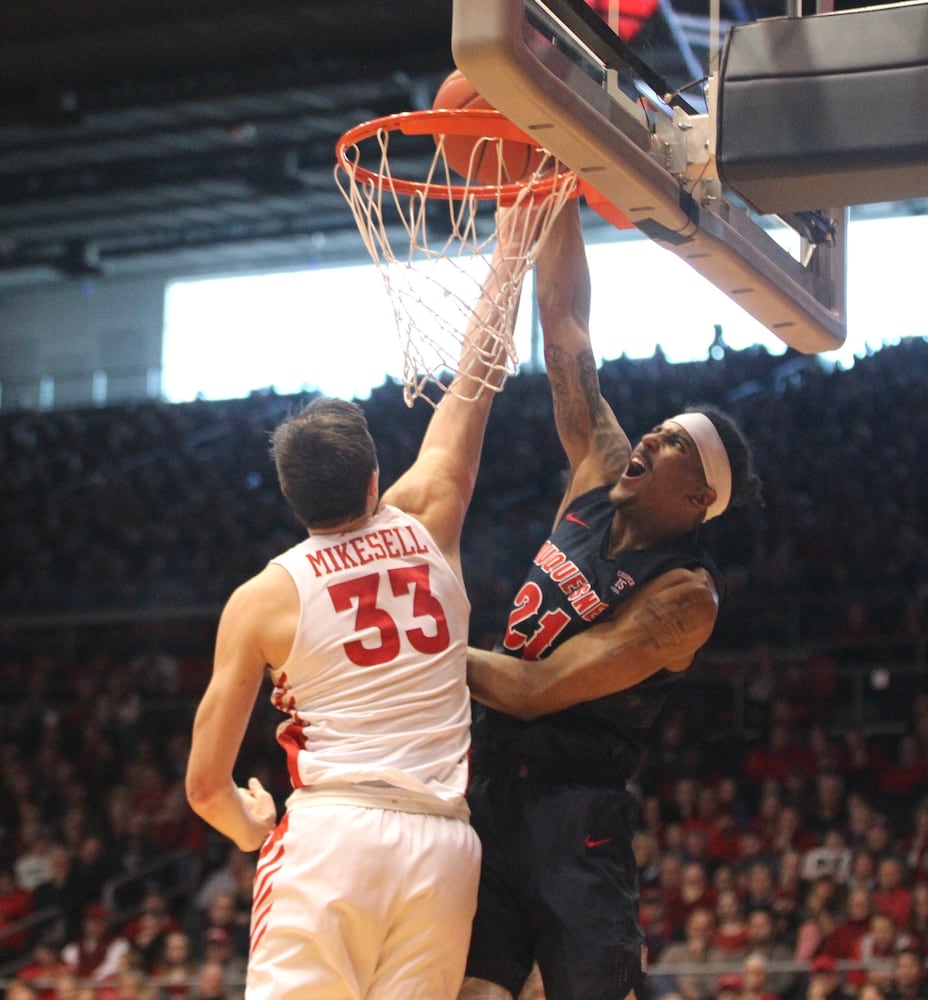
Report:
459,198,762,1000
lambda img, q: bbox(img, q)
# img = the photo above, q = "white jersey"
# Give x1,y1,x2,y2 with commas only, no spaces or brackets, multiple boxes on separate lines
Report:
268,504,472,812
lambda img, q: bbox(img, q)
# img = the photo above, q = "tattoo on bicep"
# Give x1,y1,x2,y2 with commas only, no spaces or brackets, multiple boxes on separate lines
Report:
578,349,600,420
546,347,572,414
547,344,590,436
627,593,701,652
571,347,615,445
577,349,629,477
596,429,630,479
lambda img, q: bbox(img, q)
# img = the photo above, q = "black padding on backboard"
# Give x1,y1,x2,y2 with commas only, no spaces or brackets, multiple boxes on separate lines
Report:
717,1,928,214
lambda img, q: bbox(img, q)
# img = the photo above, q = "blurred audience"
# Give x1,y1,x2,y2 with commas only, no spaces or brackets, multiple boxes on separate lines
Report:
884,946,928,1000
651,905,725,1000
2,339,928,998
60,905,129,984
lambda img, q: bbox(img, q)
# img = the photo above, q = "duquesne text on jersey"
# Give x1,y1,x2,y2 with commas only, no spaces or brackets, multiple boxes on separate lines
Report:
533,539,609,621
304,524,429,577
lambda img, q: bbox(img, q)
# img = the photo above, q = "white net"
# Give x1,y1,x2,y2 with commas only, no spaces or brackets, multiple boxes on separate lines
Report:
335,115,578,406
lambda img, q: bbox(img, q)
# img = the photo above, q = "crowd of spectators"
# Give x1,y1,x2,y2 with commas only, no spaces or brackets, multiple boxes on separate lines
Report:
1,337,928,999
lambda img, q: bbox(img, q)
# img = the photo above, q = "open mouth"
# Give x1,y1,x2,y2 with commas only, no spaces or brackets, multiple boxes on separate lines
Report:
625,454,648,478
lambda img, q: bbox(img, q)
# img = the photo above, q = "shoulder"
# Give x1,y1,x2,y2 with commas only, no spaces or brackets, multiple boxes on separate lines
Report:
375,503,416,526
558,437,630,511
380,474,464,572
370,504,440,546
239,559,295,594
565,484,614,514
380,468,445,531
637,564,720,608
217,564,298,670
221,563,297,626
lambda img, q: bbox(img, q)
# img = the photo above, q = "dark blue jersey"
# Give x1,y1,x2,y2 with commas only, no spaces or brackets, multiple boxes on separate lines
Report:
472,485,725,783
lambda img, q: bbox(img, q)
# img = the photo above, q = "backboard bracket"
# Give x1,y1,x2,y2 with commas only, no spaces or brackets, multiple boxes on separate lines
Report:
451,0,847,353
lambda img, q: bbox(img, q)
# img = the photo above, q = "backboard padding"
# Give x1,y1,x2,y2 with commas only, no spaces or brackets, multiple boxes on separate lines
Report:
717,2,928,214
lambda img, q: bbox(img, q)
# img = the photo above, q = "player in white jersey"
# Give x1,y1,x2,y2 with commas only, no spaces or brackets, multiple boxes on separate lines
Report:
185,206,536,1000
269,504,472,809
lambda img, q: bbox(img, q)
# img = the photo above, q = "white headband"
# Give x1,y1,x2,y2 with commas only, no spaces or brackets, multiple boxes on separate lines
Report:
670,412,732,521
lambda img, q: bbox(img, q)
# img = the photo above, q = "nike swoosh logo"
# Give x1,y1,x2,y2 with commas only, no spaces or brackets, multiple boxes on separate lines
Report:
565,512,590,528
584,834,613,849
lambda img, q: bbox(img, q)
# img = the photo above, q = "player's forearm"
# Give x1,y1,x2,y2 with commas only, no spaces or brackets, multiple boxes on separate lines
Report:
426,235,525,513
535,199,591,342
456,236,525,390
185,777,268,853
467,646,542,720
534,201,619,470
468,577,713,718
467,635,645,721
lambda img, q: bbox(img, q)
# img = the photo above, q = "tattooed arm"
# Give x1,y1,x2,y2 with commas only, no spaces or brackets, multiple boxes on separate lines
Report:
467,566,719,718
535,198,631,512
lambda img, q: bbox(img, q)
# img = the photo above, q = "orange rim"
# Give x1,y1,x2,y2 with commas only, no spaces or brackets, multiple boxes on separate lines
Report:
335,109,577,201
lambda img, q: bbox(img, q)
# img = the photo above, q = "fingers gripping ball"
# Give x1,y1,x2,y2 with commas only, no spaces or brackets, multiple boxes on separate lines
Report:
432,69,545,184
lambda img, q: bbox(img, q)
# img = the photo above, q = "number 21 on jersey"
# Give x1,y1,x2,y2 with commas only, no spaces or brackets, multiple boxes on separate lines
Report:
502,582,571,660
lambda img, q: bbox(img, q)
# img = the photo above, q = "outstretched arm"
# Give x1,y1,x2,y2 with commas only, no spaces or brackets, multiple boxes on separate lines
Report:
467,565,719,718
382,205,538,572
535,198,631,516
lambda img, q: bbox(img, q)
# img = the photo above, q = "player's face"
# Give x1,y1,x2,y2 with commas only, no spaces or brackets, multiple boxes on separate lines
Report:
609,420,708,519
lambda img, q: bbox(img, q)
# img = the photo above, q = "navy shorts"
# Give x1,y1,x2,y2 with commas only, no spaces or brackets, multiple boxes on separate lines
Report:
465,762,648,1000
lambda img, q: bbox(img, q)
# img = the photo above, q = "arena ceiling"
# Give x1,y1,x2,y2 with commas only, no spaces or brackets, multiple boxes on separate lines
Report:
0,0,895,293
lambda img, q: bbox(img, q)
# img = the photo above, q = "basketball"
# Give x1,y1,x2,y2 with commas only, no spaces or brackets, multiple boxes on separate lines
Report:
432,69,545,184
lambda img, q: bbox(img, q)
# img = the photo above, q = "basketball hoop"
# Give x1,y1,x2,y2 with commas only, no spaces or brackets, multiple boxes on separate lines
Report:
335,109,579,406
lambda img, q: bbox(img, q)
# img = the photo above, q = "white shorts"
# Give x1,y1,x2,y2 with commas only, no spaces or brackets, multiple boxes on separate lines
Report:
246,802,481,1000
